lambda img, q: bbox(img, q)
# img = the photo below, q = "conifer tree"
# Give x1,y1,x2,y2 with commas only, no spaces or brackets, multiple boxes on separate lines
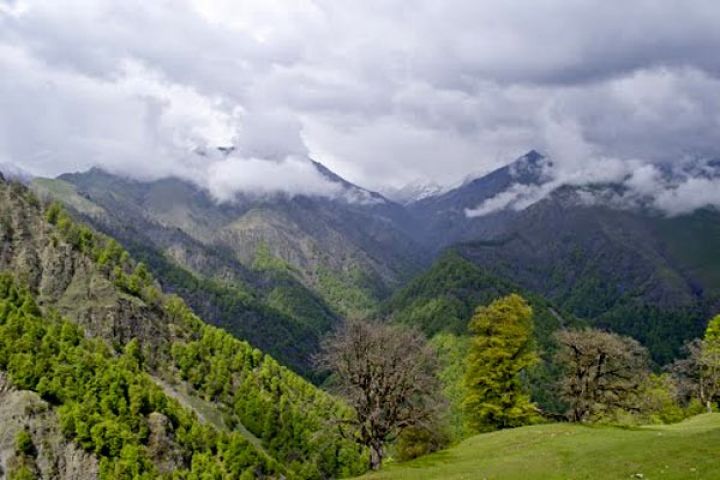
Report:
463,294,538,432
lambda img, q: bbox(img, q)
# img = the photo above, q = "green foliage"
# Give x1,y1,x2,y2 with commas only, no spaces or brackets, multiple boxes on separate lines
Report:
316,266,382,318
167,300,368,479
705,315,720,345
634,374,688,425
595,300,706,365
14,430,35,457
463,294,539,432
8,465,36,480
44,201,62,225
430,333,470,441
387,252,572,420
386,251,509,336
252,242,294,273
121,237,335,379
385,251,571,350
5,173,366,478
393,425,450,462
0,275,275,479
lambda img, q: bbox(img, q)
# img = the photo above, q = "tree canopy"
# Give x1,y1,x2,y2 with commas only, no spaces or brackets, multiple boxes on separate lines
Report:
463,294,539,432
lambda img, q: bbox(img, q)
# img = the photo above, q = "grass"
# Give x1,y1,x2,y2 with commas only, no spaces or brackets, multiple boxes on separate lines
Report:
360,414,720,480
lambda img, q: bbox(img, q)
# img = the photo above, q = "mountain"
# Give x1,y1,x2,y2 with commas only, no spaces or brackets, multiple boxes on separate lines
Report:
0,175,367,478
30,173,335,378
408,152,720,363
380,180,447,205
408,150,552,249
30,162,428,377
453,190,720,363
37,163,424,316
30,150,720,366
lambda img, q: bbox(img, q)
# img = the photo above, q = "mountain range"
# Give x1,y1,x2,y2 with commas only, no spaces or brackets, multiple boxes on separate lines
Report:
27,150,720,368
2,149,719,478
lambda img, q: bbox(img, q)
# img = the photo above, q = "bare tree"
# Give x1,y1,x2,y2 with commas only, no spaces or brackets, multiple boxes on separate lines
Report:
316,318,442,470
554,328,649,422
670,339,720,412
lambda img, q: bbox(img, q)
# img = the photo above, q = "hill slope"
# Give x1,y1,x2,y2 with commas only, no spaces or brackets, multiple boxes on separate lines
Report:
409,152,720,363
43,165,424,316
454,188,720,363
383,251,578,421
362,414,720,480
31,174,342,378
0,177,367,478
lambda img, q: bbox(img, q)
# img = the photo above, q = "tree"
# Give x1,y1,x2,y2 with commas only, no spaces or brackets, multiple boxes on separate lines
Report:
554,328,649,422
671,315,720,412
463,294,538,432
316,318,442,470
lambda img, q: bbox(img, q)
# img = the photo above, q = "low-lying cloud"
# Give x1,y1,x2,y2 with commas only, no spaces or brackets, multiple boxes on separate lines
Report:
2,1,720,211
466,155,720,218
206,155,343,202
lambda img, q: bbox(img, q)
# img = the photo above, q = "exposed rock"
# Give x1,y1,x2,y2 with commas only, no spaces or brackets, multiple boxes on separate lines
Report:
147,412,184,474
0,373,99,480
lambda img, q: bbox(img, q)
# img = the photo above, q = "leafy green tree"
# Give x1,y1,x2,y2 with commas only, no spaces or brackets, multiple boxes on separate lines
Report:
463,294,539,432
698,315,720,412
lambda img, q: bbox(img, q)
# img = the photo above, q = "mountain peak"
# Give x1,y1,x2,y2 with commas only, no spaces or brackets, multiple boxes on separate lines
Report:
523,149,544,163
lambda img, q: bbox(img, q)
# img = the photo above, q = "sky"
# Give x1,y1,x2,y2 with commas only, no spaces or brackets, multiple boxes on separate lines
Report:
2,0,720,212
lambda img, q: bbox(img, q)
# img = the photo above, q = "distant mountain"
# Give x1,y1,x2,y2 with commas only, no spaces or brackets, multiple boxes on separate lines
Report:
407,152,720,363
381,180,447,205
31,161,428,376
452,189,720,363
28,149,720,366
408,150,552,248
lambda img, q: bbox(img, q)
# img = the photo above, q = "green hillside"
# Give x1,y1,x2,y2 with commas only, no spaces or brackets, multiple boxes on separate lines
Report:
384,251,578,423
361,414,720,480
384,250,574,347
31,176,340,379
0,178,367,478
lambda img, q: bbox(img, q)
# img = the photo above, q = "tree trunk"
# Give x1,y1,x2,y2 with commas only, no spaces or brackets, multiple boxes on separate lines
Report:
707,400,713,414
369,443,384,470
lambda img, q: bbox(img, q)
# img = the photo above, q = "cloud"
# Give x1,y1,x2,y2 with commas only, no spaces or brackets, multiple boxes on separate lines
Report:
1,0,720,207
205,155,343,202
466,154,720,218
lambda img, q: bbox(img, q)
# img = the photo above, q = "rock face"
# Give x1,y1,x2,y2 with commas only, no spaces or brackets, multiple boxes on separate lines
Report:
0,373,99,480
0,181,173,360
146,412,184,475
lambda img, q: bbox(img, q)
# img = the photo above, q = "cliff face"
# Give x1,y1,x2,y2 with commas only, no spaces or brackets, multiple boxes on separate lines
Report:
0,181,171,354
0,373,99,480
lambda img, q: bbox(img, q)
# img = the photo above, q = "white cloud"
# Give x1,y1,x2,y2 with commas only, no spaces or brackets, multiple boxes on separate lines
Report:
205,155,342,202
1,0,720,208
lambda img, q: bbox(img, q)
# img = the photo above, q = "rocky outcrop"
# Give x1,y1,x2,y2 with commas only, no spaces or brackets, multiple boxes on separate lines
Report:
146,412,184,475
0,181,172,359
0,373,99,480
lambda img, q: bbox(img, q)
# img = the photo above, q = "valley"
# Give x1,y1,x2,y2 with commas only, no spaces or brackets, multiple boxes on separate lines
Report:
3,149,720,479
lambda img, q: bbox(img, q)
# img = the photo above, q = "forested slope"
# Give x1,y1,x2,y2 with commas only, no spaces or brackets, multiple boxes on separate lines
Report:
0,177,367,479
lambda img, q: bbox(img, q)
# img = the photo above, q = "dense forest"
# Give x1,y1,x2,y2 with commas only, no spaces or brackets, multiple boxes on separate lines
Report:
0,179,367,479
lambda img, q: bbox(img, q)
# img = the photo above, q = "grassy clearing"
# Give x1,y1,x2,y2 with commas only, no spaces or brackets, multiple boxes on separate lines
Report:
360,414,720,480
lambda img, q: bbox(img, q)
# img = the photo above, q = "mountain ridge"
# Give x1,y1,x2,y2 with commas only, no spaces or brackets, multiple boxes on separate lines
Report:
26,150,720,365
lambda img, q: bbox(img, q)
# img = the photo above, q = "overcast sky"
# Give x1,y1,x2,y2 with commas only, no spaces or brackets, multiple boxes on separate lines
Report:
2,0,720,209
